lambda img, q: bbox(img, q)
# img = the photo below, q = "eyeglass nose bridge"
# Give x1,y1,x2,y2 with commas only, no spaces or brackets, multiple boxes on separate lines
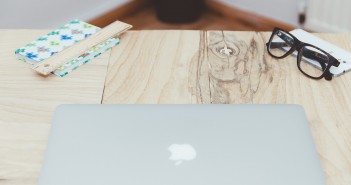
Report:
296,42,306,51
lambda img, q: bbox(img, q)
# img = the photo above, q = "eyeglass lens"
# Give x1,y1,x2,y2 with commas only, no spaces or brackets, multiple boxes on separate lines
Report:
299,46,329,78
268,30,294,57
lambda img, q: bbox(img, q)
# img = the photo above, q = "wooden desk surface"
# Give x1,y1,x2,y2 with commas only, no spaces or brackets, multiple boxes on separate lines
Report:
0,30,350,185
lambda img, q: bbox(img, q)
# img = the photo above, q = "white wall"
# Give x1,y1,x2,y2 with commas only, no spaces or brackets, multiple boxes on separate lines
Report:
305,0,351,32
1,0,304,29
219,0,305,27
0,0,129,29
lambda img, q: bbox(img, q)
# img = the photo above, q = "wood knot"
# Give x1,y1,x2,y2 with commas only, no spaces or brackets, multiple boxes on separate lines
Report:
219,45,234,56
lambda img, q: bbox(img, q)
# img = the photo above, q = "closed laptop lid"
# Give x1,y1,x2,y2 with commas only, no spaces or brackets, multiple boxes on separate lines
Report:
39,105,326,185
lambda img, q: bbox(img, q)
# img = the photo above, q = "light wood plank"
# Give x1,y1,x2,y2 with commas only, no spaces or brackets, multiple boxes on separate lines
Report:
0,29,111,184
0,29,110,125
0,123,49,185
104,30,202,103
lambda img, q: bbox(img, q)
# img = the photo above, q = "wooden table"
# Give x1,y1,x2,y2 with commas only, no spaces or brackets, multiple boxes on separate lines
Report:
0,30,350,185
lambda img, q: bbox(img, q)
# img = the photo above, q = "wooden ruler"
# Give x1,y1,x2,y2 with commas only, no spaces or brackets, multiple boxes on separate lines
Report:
33,20,133,76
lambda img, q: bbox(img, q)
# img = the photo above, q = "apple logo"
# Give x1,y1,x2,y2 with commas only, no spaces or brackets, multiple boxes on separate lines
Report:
168,144,197,166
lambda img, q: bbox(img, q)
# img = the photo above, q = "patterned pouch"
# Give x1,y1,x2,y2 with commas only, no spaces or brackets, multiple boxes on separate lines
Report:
15,20,120,77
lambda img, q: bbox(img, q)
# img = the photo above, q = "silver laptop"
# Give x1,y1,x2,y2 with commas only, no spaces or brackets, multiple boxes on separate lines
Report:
39,105,326,185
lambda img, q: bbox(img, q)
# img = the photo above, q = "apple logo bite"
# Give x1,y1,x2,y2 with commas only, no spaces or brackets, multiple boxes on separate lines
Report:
168,144,197,166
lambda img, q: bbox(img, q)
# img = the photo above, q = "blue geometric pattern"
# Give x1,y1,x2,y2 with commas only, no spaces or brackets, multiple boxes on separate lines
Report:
14,19,121,77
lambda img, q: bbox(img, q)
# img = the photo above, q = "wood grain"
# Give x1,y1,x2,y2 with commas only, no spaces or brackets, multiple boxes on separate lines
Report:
1,30,351,185
194,31,270,103
0,29,111,184
0,122,49,185
103,30,201,103
103,31,351,185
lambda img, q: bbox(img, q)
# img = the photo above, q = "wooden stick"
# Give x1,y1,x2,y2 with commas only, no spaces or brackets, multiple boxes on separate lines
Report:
33,20,132,76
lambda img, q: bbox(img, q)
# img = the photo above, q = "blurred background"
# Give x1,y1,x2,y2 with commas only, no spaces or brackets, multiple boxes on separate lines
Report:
1,0,350,32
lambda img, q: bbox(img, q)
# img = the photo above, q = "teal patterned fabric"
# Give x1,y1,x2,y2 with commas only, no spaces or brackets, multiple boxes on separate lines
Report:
15,20,120,77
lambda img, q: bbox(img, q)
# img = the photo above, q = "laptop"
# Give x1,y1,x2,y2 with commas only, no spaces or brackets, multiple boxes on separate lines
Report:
39,105,326,185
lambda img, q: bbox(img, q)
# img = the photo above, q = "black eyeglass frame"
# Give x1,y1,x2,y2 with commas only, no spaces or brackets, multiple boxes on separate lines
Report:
266,27,340,81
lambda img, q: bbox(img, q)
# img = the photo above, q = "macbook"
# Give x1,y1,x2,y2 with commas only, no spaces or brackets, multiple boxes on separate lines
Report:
39,105,326,185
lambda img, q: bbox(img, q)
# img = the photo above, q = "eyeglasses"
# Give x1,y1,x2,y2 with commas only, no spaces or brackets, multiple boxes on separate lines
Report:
266,27,340,81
